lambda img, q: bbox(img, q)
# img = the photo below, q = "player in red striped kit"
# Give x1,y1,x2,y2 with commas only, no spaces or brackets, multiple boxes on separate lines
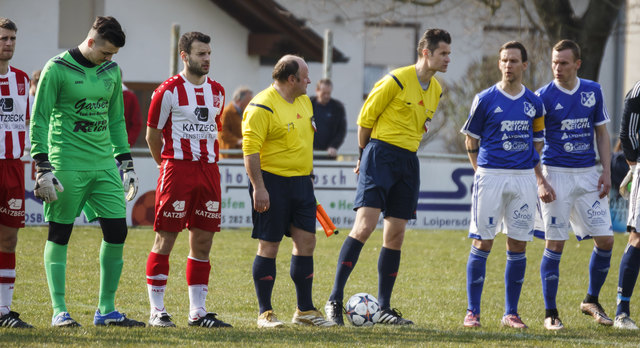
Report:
145,31,231,328
0,17,32,329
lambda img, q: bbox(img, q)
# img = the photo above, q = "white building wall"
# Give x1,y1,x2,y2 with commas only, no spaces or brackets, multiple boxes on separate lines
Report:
0,0,261,93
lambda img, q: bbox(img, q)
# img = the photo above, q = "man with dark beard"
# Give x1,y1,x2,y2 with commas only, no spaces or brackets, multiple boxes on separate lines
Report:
145,31,231,328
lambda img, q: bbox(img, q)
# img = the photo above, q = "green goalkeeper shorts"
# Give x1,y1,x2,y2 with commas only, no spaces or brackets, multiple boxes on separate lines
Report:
44,168,126,224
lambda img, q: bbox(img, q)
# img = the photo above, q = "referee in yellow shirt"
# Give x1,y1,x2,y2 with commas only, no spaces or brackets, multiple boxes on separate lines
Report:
242,55,335,328
324,29,452,326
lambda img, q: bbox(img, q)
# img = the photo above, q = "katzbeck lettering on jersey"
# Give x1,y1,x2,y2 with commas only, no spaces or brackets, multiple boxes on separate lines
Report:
148,74,224,163
461,84,545,169
0,67,30,159
536,78,609,167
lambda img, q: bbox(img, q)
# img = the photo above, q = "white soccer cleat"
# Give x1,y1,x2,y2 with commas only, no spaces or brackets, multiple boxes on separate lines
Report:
257,310,284,328
614,313,639,330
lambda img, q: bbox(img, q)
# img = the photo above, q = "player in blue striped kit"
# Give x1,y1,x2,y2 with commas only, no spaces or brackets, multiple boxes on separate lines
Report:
535,40,614,330
461,41,549,329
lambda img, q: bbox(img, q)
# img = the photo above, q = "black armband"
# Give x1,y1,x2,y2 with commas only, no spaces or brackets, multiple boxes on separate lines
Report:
358,147,364,160
466,148,479,153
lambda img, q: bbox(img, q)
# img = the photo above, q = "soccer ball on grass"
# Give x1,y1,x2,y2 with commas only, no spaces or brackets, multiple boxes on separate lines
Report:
345,293,381,326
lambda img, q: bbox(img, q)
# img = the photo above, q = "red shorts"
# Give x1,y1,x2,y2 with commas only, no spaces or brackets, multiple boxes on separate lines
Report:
0,159,25,228
154,160,221,233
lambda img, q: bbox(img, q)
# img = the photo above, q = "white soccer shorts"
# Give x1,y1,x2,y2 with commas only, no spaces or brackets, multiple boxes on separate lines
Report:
627,164,640,231
469,167,537,242
538,165,612,241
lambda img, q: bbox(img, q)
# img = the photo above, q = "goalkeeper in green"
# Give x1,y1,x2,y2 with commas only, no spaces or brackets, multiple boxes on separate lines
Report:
30,16,143,327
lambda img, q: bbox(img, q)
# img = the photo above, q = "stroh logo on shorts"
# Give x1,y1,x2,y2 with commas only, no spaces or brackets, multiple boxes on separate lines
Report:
205,201,220,212
8,198,22,210
172,200,185,212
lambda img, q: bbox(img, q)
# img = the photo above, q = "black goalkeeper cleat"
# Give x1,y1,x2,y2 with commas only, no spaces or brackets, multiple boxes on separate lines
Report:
188,312,232,328
0,311,33,328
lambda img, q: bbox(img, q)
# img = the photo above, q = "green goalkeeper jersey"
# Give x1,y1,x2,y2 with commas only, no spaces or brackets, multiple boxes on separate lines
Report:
30,48,129,170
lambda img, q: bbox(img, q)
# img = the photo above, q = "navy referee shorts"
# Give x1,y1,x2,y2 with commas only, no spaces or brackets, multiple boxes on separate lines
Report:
249,170,316,242
354,139,419,220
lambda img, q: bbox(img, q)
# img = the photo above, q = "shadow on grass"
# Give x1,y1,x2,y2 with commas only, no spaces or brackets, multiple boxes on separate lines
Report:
2,325,639,347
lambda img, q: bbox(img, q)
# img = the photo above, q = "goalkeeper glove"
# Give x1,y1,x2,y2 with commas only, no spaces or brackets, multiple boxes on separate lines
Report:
34,160,64,203
620,164,635,200
117,154,139,201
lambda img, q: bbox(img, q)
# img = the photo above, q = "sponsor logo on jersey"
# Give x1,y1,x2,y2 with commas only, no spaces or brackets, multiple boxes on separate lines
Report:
182,123,217,133
580,91,596,107
555,103,564,110
523,102,536,117
73,120,107,132
194,107,209,122
502,140,529,152
563,142,590,153
500,120,529,132
0,98,14,112
205,200,220,212
74,98,108,115
494,106,503,113
8,198,22,210
513,203,533,220
560,118,590,130
172,200,185,212
587,200,607,219
0,114,24,122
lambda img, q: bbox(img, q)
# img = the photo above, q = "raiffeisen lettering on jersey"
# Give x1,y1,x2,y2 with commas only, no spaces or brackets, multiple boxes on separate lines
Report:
560,117,590,131
73,119,108,133
500,120,530,132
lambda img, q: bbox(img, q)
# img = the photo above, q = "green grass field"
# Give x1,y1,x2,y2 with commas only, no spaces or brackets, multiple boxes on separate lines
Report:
2,226,640,347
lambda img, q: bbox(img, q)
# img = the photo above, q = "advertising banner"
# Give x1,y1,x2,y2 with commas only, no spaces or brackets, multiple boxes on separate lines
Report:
23,156,475,230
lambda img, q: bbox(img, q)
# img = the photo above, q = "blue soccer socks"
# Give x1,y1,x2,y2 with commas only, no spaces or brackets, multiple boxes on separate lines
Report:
505,250,526,316
253,255,276,314
290,255,314,312
329,236,364,302
587,246,612,299
377,247,401,310
617,244,640,316
540,248,562,311
466,246,489,315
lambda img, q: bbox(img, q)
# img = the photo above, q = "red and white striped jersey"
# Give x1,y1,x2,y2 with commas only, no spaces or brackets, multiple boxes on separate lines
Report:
148,74,224,163
0,66,30,159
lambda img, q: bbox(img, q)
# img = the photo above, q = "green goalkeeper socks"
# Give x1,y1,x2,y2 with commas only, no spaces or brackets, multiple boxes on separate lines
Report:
98,240,124,314
44,241,68,317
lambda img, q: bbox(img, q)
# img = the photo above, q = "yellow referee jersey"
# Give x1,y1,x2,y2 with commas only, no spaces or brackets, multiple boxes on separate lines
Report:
242,86,314,177
358,65,442,152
